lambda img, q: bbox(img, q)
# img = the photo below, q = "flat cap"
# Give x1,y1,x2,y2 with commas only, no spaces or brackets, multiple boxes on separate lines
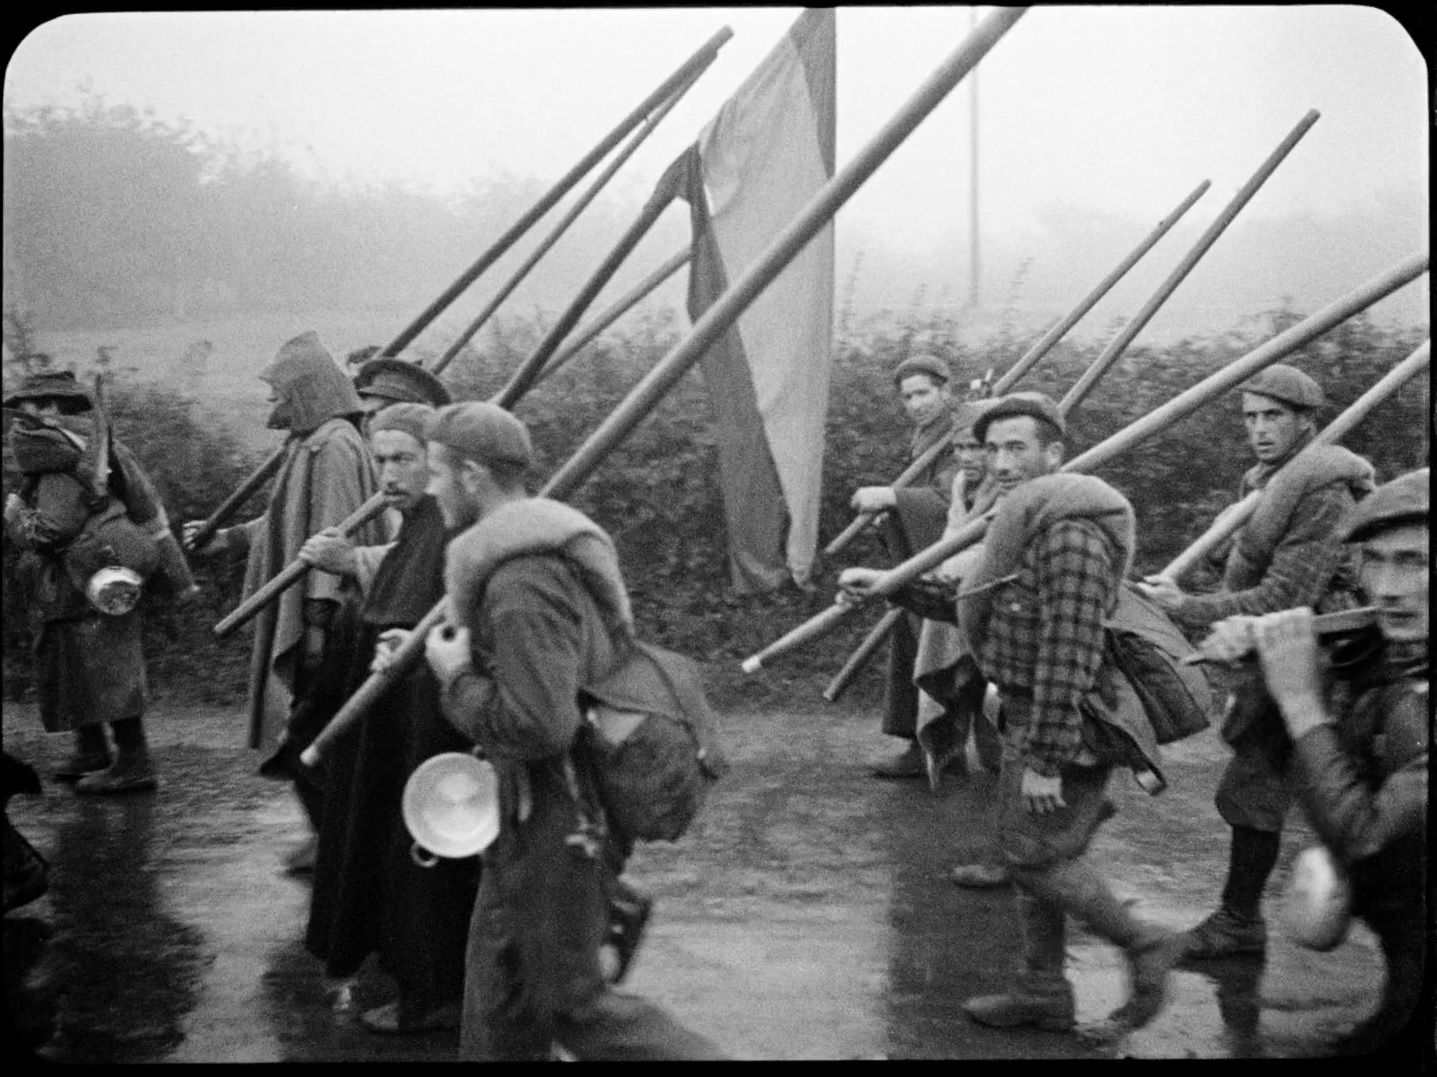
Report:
1240,364,1324,411
354,357,451,407
1343,468,1428,542
3,368,93,414
973,391,1065,443
893,353,952,387
368,402,435,445
423,402,533,470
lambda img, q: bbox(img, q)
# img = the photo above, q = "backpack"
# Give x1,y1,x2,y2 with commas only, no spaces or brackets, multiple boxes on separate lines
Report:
577,636,730,843
1103,584,1218,745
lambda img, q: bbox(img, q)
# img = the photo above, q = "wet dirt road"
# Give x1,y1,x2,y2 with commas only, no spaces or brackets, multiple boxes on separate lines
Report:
2,697,1403,1061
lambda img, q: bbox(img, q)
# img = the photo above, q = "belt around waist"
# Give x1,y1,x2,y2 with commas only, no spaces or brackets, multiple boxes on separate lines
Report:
997,684,1034,701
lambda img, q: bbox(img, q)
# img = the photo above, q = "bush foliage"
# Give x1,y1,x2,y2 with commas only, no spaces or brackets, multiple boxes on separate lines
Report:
2,305,1428,712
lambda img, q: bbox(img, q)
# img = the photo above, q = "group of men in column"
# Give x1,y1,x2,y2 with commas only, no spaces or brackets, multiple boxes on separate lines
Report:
839,352,1426,1053
4,328,1426,1058
6,331,722,1059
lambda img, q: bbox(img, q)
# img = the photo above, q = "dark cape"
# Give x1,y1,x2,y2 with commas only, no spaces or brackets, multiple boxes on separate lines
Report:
303,495,479,1007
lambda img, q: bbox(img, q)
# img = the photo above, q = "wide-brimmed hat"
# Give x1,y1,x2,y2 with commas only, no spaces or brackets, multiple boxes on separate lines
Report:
3,369,93,415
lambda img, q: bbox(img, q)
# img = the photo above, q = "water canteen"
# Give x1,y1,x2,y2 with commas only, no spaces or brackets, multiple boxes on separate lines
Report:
1278,845,1353,952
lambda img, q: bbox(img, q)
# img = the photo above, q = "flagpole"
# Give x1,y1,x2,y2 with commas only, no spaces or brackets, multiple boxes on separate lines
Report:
428,65,705,377
531,249,691,387
969,5,980,312
186,27,733,553
824,176,1212,559
300,6,1031,763
1158,339,1430,582
492,184,680,408
1059,109,1321,413
741,252,1429,672
387,26,733,359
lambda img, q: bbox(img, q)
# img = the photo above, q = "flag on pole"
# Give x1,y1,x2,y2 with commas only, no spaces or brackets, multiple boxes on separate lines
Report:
657,8,836,592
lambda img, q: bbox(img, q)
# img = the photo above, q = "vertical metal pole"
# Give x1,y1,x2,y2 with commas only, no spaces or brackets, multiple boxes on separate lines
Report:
969,6,980,311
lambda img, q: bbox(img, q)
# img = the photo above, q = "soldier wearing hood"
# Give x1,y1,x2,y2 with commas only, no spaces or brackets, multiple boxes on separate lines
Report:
185,332,386,865
4,367,196,794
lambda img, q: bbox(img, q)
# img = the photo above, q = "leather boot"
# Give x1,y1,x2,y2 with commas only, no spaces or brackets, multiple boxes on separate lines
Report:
1018,859,1176,1035
54,726,112,782
964,891,1075,1031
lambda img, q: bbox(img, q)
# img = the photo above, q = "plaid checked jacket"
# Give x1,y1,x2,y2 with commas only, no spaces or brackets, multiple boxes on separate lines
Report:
978,517,1119,777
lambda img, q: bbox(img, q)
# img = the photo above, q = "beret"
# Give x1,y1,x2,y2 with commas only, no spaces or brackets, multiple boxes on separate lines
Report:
368,402,435,445
1240,364,1324,411
354,357,451,407
3,369,93,414
893,353,952,387
972,391,1065,443
423,402,533,470
1344,468,1428,542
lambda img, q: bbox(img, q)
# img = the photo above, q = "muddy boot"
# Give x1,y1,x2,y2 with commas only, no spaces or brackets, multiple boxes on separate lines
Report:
76,719,157,795
1181,905,1267,960
964,891,1075,1031
1181,826,1277,959
1020,859,1176,1036
53,726,112,782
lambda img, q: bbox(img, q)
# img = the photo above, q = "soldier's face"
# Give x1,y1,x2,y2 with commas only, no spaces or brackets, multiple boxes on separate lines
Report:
264,382,294,430
18,399,62,418
985,416,1061,494
899,375,951,427
426,446,479,530
1358,524,1428,643
953,429,984,484
1242,392,1309,463
371,429,428,512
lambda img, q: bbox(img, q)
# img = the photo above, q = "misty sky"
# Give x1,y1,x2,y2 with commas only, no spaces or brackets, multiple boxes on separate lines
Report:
4,7,1430,336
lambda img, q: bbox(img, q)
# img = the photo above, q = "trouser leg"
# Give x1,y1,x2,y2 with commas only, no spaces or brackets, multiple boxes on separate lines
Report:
72,724,110,759
1015,857,1174,1030
880,613,920,739
1219,826,1281,918
109,716,149,762
1015,888,1068,988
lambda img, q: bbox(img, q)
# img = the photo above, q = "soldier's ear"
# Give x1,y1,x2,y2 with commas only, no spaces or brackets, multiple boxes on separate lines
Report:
1044,441,1065,469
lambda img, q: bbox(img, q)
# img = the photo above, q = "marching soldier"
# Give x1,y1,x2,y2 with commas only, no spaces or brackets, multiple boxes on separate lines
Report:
184,331,386,868
1136,364,1374,959
1236,468,1428,1057
850,354,960,779
4,369,196,793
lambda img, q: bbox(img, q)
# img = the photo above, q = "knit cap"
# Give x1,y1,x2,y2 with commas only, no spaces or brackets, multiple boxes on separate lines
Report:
423,402,533,469
369,402,435,445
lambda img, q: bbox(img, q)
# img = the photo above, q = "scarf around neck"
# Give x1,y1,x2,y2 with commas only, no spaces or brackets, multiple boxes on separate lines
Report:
444,497,634,637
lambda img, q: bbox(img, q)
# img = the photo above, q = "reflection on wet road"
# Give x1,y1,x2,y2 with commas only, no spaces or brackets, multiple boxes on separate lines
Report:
3,700,1405,1061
